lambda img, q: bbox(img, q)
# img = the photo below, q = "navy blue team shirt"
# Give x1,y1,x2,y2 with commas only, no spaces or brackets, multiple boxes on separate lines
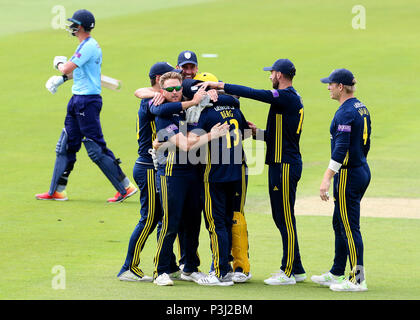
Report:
194,94,249,183
137,97,184,165
136,98,156,164
330,97,371,168
223,84,304,165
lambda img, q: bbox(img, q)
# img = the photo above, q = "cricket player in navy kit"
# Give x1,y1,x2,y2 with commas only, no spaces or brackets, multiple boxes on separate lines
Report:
152,72,228,286
183,74,252,283
312,69,371,292
117,62,182,282
200,58,307,285
35,9,136,202
190,93,251,286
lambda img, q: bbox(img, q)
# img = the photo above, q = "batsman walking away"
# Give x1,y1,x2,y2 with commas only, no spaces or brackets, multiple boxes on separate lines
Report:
35,9,137,203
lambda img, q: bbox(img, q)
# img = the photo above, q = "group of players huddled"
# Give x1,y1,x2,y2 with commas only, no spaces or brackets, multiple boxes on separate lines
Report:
37,9,372,291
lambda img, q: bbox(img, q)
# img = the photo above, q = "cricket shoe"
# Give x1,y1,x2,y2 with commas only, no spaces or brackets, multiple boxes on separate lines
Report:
294,273,307,283
311,272,345,287
118,270,153,282
197,274,234,286
107,183,138,203
35,191,68,201
154,273,174,286
264,270,296,285
330,279,368,292
180,271,207,283
232,272,252,283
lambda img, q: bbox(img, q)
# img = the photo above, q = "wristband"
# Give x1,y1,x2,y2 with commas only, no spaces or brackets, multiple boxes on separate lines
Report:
328,159,342,173
62,75,69,82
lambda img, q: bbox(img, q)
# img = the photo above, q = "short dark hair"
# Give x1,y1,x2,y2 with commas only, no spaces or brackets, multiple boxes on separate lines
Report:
283,68,296,81
150,77,157,86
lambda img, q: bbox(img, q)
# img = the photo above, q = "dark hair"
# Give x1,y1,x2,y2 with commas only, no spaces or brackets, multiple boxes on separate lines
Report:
283,68,296,81
150,77,157,86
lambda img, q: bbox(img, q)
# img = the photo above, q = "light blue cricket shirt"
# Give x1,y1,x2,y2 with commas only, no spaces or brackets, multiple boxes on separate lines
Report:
70,37,102,95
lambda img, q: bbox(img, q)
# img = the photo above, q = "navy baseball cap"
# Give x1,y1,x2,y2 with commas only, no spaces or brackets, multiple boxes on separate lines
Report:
178,50,198,66
320,68,355,85
263,59,296,76
149,62,181,79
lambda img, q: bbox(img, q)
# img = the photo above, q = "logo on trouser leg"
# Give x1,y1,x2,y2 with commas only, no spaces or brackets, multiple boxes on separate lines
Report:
351,265,365,284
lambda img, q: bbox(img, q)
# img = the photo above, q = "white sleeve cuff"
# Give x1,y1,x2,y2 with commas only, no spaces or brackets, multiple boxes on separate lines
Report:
328,159,342,173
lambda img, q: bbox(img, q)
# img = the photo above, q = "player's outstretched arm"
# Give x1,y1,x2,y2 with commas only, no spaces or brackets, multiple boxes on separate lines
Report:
134,87,155,99
199,81,278,105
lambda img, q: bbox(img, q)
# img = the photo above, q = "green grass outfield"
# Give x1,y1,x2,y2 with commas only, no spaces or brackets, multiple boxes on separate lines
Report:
1,0,419,300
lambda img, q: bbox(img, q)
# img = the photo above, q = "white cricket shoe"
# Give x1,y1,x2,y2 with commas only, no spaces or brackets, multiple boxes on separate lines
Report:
232,272,252,283
180,271,207,283
197,274,234,286
294,273,307,282
330,279,368,292
311,272,345,286
118,270,153,282
154,273,174,286
264,270,296,285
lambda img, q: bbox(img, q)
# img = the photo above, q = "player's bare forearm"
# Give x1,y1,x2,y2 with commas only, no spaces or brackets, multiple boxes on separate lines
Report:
187,133,211,150
58,61,77,75
134,87,155,99
319,168,336,201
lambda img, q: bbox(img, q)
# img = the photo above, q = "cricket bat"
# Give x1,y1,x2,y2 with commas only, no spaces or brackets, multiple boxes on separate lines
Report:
101,74,122,91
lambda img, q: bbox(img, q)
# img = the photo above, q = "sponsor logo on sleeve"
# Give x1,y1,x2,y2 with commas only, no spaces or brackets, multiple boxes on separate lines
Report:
166,124,178,133
270,89,279,98
337,124,351,132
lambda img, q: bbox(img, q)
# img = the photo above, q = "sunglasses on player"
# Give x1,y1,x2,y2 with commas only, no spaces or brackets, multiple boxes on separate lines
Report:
163,86,182,92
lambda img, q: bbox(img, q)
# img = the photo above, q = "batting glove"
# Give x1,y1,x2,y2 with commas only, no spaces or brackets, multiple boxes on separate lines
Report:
186,95,213,123
53,56,67,70
45,75,66,94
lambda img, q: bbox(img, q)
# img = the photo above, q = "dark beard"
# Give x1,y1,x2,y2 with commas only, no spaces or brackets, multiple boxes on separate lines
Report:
272,79,278,89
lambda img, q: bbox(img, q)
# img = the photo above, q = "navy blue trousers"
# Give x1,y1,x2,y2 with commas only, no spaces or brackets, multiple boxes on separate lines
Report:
118,163,178,277
268,163,305,277
64,94,121,177
208,163,248,274
177,166,204,267
203,180,239,278
330,164,371,279
154,169,202,276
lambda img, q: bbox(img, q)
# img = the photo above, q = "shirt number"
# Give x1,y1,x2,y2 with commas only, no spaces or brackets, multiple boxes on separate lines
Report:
296,108,304,134
363,117,368,145
224,119,240,149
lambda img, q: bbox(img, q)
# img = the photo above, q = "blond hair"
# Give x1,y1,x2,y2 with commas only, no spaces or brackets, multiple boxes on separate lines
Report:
343,78,357,94
159,71,182,88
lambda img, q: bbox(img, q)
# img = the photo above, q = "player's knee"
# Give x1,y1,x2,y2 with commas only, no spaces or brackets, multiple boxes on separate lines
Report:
83,138,103,162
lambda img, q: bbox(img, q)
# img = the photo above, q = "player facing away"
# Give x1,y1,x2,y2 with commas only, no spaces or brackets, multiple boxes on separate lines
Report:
188,90,252,286
199,58,307,285
117,62,182,282
312,69,371,292
183,73,253,283
35,9,137,202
